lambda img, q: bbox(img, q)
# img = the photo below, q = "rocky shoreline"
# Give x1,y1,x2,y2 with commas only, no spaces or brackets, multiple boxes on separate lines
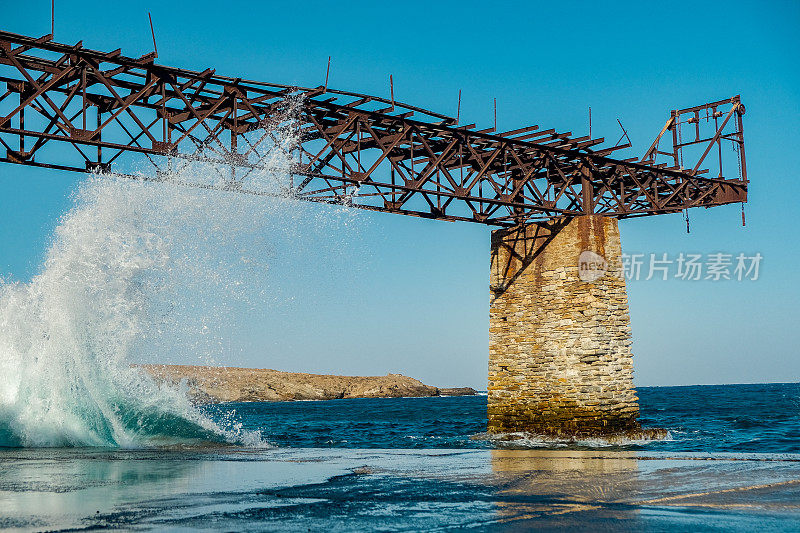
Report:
140,364,477,403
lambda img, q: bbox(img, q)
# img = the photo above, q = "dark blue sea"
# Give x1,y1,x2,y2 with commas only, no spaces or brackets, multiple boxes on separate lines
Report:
2,383,800,531
211,383,800,453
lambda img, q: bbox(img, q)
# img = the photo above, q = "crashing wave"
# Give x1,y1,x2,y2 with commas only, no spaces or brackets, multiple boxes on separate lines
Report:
0,109,329,447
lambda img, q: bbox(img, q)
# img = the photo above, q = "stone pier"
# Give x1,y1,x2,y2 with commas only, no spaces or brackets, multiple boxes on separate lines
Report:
487,215,640,436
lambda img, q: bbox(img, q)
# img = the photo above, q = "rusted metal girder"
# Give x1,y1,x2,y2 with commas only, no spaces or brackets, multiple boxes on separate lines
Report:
642,96,747,181
0,30,747,226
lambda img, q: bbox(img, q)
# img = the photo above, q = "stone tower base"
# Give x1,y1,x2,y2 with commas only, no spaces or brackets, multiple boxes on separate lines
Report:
487,215,639,436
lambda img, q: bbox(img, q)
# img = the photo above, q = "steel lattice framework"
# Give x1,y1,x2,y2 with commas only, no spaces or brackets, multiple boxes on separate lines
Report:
0,30,748,226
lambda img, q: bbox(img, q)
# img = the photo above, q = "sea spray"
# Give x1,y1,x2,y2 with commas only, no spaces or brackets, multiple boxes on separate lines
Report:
0,176,229,446
0,111,364,447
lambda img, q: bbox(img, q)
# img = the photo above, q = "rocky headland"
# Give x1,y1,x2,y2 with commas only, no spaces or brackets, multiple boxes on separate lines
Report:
140,364,478,403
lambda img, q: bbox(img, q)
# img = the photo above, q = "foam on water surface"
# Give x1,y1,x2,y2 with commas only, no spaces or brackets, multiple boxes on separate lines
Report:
0,174,241,446
0,109,357,447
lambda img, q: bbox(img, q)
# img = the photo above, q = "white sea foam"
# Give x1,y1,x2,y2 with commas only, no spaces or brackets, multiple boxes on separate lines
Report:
0,106,360,447
473,430,674,449
0,174,239,446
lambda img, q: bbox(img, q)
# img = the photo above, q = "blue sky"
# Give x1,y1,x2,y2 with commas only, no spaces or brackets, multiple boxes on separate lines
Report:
2,0,799,387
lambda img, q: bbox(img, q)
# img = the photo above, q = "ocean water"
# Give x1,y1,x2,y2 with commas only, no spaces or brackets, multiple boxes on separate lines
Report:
2,389,800,531
209,383,800,453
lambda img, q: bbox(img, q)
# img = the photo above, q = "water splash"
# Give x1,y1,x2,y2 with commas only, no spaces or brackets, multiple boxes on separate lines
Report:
472,430,672,449
0,107,361,447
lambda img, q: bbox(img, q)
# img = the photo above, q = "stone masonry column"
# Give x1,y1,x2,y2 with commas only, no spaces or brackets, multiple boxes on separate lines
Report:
487,215,639,436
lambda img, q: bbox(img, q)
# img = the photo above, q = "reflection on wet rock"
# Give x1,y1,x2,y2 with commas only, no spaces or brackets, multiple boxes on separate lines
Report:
490,449,643,528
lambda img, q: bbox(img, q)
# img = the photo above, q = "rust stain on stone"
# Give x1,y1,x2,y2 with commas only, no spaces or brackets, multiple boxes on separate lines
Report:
488,215,639,437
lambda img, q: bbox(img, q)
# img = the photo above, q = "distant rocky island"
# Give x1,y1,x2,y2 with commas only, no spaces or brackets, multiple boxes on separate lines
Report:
140,364,477,403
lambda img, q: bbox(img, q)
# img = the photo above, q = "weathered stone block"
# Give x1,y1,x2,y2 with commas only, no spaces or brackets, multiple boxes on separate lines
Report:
488,215,639,436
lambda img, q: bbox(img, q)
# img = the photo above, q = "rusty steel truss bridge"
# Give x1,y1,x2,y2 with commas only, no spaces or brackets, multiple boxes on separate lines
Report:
0,30,748,227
